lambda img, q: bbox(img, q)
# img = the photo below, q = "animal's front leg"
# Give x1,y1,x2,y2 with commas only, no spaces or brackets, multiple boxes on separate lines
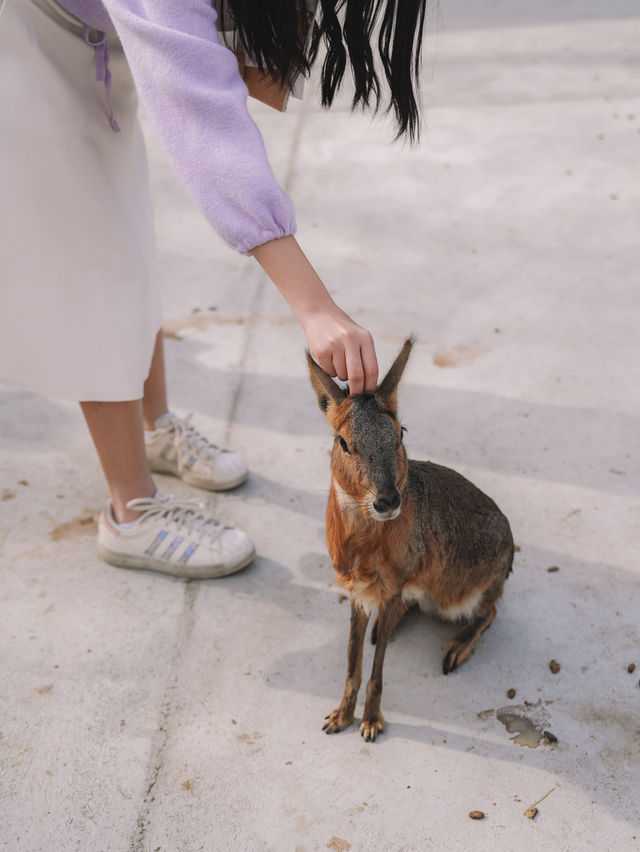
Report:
323,600,369,734
361,594,404,742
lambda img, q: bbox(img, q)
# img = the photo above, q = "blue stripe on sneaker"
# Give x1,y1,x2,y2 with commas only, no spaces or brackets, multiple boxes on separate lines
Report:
161,536,183,560
160,441,176,462
144,530,168,556
183,455,197,471
179,543,198,564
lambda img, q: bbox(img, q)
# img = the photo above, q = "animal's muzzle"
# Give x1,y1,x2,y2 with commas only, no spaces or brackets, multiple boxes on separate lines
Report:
372,488,401,517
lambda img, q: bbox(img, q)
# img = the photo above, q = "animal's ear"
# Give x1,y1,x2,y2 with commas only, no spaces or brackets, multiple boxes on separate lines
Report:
377,336,414,414
306,351,348,417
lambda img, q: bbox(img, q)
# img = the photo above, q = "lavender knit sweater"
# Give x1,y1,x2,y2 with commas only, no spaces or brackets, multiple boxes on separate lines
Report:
58,0,296,254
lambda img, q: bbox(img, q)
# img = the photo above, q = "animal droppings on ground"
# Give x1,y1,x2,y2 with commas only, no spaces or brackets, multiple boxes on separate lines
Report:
17,480,28,486
469,810,485,820
549,659,561,674
547,565,560,572
36,684,53,694
523,787,556,819
627,663,636,673
507,688,516,699
2,490,16,501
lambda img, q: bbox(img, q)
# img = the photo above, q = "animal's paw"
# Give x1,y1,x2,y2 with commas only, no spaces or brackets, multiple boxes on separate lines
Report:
323,707,354,734
360,712,385,742
442,640,473,674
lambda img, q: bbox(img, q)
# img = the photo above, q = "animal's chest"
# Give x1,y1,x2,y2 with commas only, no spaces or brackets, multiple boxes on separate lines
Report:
330,525,421,613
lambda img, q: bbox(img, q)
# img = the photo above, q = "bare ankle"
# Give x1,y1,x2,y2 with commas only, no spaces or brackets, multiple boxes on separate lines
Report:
110,484,156,525
143,410,168,432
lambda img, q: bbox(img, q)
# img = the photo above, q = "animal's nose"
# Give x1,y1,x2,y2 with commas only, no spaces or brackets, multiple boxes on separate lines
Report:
373,489,401,514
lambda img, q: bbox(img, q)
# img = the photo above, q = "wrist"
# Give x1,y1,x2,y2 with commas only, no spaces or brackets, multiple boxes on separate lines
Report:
251,235,336,320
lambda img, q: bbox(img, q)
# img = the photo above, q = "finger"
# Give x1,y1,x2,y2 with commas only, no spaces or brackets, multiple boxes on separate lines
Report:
332,347,348,383
345,344,365,395
312,346,337,378
360,335,379,393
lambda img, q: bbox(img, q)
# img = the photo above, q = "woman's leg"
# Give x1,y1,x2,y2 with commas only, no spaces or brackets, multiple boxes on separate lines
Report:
82,396,256,577
80,399,155,523
142,330,169,430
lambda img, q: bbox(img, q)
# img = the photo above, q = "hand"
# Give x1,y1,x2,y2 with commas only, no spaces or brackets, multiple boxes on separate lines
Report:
301,307,378,395
251,235,379,394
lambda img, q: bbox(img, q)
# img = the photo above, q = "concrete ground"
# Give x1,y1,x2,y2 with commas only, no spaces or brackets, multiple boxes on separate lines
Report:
1,1,639,850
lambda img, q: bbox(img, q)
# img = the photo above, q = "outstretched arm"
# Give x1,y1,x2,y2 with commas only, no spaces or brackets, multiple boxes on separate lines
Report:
251,236,378,395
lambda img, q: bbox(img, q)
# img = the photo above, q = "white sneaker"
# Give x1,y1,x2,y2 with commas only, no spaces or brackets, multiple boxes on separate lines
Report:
145,412,249,491
98,492,255,579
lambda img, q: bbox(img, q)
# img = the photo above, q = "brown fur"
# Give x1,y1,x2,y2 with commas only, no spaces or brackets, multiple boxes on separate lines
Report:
308,339,514,742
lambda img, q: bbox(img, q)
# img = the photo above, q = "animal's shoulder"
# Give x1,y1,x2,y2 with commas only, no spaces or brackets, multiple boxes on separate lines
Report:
406,459,502,514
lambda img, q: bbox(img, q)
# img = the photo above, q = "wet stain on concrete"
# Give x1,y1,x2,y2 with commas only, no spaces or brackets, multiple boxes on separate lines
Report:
496,700,551,748
163,314,244,339
327,838,351,852
49,513,98,541
432,346,490,368
235,731,264,746
477,708,495,721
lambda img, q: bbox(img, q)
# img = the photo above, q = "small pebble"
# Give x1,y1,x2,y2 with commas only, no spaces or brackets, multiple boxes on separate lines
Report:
524,806,538,820
507,688,516,699
547,566,560,573
549,659,561,674
627,663,636,673
468,810,485,820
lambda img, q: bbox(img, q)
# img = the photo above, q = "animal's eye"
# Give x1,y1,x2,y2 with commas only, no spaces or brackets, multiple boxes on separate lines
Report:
337,435,351,455
400,426,407,442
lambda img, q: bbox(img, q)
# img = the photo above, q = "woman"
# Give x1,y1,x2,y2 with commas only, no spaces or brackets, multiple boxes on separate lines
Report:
0,0,428,579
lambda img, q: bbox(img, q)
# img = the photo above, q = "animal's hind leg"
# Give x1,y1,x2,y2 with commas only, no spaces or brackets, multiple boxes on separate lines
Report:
442,605,496,675
371,602,408,645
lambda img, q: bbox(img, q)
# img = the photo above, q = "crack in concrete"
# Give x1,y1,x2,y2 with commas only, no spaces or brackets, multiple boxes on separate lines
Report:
129,581,199,852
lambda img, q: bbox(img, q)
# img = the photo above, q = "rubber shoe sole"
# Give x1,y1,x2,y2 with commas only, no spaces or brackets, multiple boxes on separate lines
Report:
97,542,255,579
148,459,249,492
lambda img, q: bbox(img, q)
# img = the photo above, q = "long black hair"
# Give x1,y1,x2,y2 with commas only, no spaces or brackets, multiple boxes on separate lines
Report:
219,0,430,141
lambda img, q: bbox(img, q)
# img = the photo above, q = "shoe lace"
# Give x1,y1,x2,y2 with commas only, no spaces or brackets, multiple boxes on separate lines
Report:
126,494,225,544
160,413,224,473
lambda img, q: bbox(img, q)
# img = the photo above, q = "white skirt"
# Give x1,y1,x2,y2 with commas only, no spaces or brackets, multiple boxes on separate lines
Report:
0,0,162,401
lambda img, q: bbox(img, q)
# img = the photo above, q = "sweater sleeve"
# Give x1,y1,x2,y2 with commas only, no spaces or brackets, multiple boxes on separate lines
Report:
101,0,296,254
